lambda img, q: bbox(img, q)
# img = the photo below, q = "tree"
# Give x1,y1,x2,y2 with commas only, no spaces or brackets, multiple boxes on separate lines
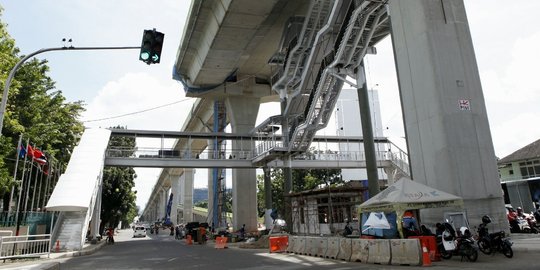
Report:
100,126,137,231
194,200,208,208
0,7,85,209
257,168,285,218
256,149,343,220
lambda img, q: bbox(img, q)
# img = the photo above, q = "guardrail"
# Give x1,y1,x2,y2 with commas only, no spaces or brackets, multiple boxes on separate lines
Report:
0,234,51,260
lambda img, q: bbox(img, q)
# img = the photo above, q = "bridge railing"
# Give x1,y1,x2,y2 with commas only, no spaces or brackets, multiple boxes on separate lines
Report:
106,142,409,169
106,147,256,160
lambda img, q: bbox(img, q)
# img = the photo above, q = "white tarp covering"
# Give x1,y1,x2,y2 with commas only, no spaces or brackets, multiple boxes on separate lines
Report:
46,128,111,211
363,212,391,232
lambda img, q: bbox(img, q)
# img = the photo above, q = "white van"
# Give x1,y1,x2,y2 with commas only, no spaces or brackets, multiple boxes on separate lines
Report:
133,226,146,238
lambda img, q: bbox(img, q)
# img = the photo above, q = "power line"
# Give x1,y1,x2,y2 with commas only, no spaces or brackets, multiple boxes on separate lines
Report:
83,98,192,123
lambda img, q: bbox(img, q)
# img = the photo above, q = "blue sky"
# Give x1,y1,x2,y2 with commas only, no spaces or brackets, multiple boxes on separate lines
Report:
2,1,540,209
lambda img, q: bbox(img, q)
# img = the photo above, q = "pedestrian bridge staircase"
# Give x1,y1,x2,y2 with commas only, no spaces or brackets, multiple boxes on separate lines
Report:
46,128,111,251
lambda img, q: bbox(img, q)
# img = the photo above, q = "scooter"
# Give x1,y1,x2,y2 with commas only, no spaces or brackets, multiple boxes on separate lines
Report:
438,223,478,262
523,213,539,233
510,216,532,233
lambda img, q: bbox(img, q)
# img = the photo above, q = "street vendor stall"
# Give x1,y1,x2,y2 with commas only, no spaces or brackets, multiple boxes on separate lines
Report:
358,177,463,238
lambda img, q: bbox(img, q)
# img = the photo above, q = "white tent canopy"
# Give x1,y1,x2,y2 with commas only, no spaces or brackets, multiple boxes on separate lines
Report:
358,177,463,213
358,177,463,238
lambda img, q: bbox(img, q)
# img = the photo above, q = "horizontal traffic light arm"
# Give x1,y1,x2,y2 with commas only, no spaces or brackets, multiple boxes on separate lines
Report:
0,45,141,137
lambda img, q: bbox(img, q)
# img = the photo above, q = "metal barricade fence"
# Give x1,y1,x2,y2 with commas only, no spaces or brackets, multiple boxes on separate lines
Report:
0,234,51,260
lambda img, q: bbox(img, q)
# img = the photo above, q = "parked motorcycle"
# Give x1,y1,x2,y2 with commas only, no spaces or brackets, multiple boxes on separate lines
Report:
477,215,513,258
437,222,478,262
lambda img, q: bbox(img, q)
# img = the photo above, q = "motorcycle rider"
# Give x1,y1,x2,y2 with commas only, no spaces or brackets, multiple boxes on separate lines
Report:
516,207,525,219
402,211,420,237
507,207,519,232
534,203,540,224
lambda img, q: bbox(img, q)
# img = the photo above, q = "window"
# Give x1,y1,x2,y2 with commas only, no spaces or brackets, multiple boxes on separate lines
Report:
318,206,328,224
509,169,514,175
519,159,540,178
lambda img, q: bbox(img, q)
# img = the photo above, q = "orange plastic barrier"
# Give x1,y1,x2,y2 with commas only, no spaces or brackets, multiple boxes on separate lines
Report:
269,236,289,253
186,235,193,245
215,236,228,249
408,236,439,261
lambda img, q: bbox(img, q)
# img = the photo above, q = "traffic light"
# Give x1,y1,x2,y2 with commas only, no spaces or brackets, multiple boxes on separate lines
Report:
139,29,165,64
152,32,164,64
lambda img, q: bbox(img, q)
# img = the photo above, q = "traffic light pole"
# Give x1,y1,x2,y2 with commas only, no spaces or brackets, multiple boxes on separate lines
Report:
0,45,140,137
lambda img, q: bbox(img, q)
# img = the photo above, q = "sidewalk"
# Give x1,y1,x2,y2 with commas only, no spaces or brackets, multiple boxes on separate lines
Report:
0,239,107,270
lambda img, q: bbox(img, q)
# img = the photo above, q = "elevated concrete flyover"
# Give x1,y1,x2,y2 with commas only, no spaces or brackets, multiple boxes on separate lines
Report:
143,0,507,233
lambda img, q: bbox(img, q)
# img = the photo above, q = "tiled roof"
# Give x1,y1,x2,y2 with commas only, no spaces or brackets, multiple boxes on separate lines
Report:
498,138,540,164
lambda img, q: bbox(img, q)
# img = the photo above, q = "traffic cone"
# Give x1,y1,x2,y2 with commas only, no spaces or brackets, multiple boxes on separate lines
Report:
422,244,432,266
55,240,60,252
186,235,192,245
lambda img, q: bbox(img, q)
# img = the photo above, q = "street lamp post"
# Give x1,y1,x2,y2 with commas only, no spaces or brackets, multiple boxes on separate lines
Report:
0,46,141,137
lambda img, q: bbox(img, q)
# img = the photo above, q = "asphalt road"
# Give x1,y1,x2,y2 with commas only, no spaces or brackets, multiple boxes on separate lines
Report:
53,229,539,270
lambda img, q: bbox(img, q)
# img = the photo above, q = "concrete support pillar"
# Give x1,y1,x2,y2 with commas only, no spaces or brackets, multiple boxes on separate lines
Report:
170,172,182,226
283,158,293,231
157,190,166,221
207,139,216,224
182,169,194,223
226,96,259,232
152,202,157,222
388,0,506,229
263,167,273,229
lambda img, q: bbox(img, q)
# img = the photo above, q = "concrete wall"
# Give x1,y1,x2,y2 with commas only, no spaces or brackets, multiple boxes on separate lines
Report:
389,0,506,229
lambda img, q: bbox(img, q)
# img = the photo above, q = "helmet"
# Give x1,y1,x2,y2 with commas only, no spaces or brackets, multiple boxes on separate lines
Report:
460,227,471,237
442,231,453,241
482,215,492,224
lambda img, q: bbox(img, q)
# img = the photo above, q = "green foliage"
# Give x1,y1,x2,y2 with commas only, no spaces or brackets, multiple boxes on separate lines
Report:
257,162,343,219
0,9,85,205
195,200,208,208
100,126,137,229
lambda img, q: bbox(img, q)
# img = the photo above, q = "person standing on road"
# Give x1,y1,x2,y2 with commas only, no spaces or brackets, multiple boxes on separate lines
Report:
107,227,115,244
175,225,181,239
239,224,246,240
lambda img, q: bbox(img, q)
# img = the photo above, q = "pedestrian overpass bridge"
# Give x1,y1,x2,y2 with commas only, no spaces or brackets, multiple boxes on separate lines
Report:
106,128,409,229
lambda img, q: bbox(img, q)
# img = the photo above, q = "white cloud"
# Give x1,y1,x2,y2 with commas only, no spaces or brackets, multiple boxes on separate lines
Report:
81,72,194,209
82,72,192,130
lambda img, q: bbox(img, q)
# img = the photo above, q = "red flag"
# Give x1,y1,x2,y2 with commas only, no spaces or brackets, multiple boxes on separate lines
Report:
33,148,47,165
27,145,35,158
33,148,44,159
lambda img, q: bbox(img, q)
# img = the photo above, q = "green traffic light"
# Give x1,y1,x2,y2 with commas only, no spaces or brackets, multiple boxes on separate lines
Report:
139,29,164,64
140,52,150,60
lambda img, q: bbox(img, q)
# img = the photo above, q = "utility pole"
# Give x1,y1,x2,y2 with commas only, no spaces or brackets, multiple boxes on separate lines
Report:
0,45,141,137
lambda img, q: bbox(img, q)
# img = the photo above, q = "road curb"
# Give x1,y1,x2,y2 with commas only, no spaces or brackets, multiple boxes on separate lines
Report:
57,240,107,258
